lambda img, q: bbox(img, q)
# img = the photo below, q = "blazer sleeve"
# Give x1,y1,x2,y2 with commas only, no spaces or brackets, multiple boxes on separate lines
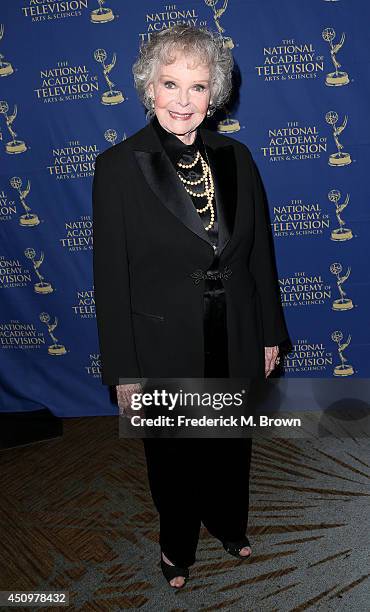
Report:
245,148,289,347
92,153,140,385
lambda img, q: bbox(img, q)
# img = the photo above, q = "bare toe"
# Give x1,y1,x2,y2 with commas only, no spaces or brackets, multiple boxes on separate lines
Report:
239,546,252,557
162,552,186,588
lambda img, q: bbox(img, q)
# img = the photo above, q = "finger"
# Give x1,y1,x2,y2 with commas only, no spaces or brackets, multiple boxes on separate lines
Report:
265,356,273,371
266,355,276,374
265,359,273,374
265,351,276,367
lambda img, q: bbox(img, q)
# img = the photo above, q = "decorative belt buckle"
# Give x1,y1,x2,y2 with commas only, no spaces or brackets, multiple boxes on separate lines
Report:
205,270,219,280
190,266,232,285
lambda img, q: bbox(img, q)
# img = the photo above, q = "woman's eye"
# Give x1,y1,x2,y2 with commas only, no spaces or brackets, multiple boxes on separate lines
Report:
164,81,176,88
193,84,205,92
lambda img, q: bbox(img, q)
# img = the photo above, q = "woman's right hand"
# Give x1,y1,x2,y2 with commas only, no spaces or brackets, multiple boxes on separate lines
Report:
116,383,142,418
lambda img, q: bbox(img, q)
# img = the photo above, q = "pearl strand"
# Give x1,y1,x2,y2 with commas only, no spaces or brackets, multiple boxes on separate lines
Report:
177,150,201,169
176,151,215,231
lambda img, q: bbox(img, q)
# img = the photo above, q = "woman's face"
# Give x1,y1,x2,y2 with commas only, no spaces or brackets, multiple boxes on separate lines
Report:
147,53,212,140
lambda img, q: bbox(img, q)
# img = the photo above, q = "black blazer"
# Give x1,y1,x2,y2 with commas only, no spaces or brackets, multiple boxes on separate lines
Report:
92,120,289,385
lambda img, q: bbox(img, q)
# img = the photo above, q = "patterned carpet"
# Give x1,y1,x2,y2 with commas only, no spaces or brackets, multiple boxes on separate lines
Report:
0,417,369,611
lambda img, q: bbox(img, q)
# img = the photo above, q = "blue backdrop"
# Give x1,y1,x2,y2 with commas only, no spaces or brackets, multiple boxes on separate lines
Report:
0,0,369,416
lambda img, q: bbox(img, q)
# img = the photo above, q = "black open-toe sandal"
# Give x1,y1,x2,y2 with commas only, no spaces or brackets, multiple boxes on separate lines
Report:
160,554,189,587
222,535,252,559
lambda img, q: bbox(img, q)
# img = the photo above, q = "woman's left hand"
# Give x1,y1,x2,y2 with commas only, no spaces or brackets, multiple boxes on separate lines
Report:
264,346,280,377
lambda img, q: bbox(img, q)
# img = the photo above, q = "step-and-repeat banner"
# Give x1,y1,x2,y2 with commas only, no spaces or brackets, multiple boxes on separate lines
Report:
0,1,369,416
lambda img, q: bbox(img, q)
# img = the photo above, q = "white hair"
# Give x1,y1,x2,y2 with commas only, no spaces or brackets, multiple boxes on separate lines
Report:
132,25,234,119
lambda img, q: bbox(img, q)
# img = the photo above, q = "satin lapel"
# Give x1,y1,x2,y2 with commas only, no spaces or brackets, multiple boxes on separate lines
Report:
134,149,213,247
205,144,237,257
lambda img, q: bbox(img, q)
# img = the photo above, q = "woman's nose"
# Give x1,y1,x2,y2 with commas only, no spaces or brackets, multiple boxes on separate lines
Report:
177,89,190,106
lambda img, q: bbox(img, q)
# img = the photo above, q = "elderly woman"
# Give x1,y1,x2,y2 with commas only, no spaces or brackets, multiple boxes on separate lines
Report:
92,25,289,588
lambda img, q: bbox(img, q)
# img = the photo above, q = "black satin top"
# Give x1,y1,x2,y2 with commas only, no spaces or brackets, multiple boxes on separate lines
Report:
151,116,229,377
151,116,218,251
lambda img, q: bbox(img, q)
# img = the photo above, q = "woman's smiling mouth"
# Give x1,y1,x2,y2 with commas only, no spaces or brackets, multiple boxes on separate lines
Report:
169,111,193,120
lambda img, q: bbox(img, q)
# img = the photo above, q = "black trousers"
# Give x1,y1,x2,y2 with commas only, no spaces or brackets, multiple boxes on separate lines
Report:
143,436,252,567
142,284,253,568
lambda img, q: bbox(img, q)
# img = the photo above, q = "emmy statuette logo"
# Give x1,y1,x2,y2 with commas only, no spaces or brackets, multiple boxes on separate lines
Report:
104,129,126,146
0,101,27,154
39,312,67,355
94,49,124,105
328,189,352,241
325,111,351,166
322,27,349,86
0,25,14,77
104,129,117,146
24,248,54,294
331,330,354,376
91,0,115,23
204,0,234,49
330,262,353,310
217,107,240,133
10,177,40,227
